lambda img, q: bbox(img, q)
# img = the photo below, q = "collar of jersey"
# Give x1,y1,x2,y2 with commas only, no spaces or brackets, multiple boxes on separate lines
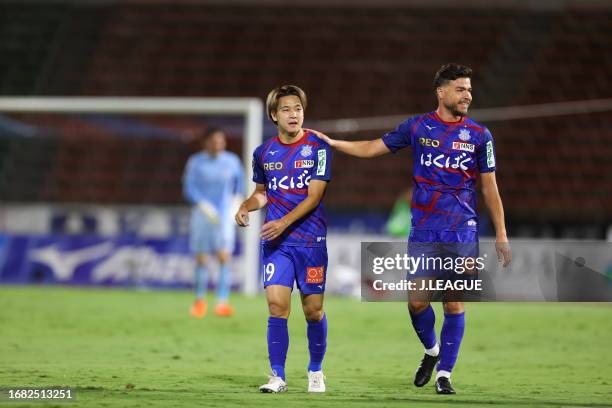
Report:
276,130,308,146
432,111,466,126
202,151,222,160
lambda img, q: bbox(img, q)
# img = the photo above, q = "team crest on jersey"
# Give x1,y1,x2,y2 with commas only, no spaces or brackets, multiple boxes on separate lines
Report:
306,266,325,284
459,128,471,141
300,145,313,157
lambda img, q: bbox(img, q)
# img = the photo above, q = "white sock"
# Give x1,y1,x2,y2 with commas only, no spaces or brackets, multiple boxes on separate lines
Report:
425,343,440,357
436,370,451,380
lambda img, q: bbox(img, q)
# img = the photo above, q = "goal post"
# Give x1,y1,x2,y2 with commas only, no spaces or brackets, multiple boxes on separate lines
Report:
0,96,264,295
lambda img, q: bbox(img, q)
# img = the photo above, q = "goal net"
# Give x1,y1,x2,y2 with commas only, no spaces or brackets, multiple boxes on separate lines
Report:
0,97,263,295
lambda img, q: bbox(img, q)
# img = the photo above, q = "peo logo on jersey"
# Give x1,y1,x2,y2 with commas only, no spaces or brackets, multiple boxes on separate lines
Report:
263,161,283,170
459,128,471,141
420,152,471,170
301,145,313,157
268,170,311,190
419,137,440,147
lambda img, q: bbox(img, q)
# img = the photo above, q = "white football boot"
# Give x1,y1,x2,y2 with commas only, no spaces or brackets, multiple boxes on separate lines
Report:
307,370,326,393
259,374,288,393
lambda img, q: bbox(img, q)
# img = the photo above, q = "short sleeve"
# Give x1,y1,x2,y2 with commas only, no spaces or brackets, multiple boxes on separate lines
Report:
477,127,496,173
311,143,332,182
382,118,415,153
252,148,266,184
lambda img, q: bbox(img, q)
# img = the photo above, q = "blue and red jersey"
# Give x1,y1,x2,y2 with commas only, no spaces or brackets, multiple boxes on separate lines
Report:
383,111,496,231
252,130,332,247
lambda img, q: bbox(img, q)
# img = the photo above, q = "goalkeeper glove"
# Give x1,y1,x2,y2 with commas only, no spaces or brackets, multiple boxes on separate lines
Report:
198,200,220,224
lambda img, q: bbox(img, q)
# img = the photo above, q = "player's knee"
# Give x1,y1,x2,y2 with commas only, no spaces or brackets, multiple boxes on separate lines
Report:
303,306,324,322
217,251,231,264
408,300,430,315
196,254,208,265
268,301,290,318
443,301,464,314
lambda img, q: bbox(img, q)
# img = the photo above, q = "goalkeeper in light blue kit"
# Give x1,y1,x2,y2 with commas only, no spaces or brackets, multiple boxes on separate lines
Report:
312,64,512,395
183,127,244,318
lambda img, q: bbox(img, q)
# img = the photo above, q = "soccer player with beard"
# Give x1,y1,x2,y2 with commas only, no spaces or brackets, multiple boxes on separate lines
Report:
235,85,332,393
311,64,511,394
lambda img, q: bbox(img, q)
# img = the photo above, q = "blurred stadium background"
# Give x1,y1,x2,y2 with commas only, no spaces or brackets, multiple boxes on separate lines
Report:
1,1,611,407
0,0,611,293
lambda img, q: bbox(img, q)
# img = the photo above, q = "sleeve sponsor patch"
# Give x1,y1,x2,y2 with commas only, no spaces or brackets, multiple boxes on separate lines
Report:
316,149,327,176
486,140,495,168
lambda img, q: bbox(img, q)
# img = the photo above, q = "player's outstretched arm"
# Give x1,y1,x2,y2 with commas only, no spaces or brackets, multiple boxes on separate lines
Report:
481,172,512,266
306,129,390,158
235,183,267,227
260,180,327,241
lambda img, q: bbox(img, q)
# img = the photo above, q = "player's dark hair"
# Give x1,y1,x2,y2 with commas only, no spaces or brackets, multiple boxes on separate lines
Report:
266,85,307,124
200,127,224,143
433,63,473,89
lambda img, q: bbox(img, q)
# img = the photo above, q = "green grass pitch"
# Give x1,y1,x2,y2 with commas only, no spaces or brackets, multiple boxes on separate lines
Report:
0,286,610,408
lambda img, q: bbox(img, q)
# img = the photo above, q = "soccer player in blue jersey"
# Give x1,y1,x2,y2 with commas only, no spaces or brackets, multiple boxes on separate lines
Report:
235,85,332,393
311,64,511,395
183,127,244,318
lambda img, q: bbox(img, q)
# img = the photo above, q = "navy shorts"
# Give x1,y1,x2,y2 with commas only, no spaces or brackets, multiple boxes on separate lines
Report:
261,244,328,295
407,229,479,281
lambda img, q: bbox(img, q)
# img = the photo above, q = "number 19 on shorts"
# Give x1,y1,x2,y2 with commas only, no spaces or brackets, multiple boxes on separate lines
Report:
265,263,275,282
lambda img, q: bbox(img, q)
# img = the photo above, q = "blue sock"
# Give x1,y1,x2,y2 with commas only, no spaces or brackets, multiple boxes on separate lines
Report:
268,317,289,380
194,264,207,299
438,312,465,373
410,305,437,350
307,314,327,372
216,263,231,303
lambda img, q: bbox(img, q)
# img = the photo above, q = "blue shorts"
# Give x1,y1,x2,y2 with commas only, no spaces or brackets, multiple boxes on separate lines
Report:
407,229,479,281
189,208,235,254
261,244,328,295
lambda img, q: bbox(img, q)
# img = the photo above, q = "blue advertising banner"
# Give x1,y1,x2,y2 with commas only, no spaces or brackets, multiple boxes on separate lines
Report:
0,233,198,288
